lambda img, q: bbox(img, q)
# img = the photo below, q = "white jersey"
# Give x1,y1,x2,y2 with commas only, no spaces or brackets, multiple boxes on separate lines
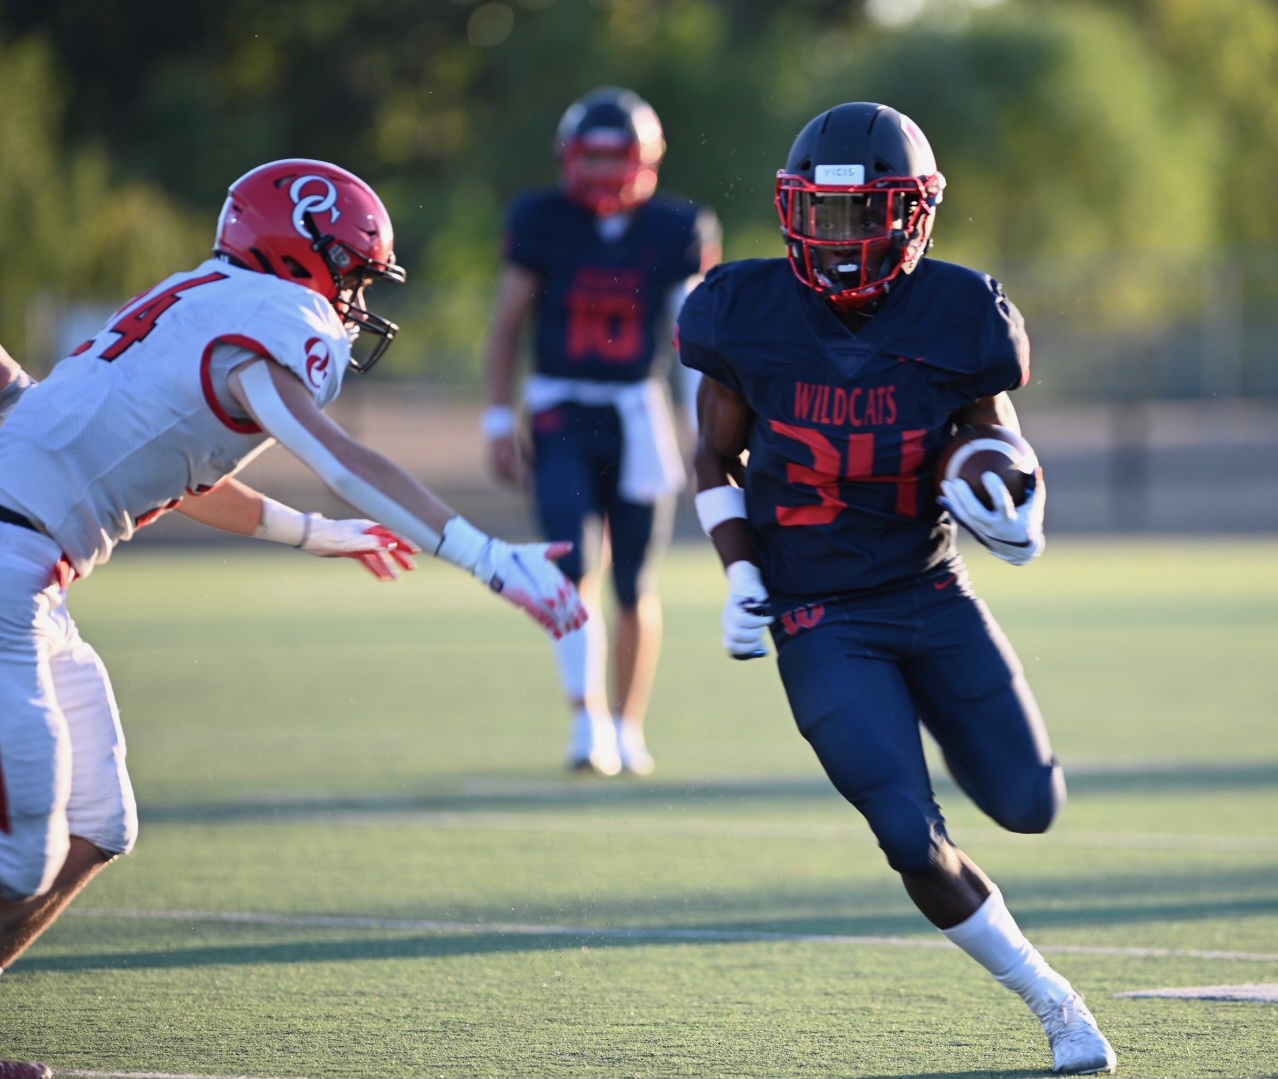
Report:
0,259,350,577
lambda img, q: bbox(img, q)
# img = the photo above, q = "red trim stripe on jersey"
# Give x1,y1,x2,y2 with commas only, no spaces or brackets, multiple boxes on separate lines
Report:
200,335,269,435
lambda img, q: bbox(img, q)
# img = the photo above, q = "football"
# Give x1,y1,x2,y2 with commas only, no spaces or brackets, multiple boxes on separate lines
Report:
936,424,1039,510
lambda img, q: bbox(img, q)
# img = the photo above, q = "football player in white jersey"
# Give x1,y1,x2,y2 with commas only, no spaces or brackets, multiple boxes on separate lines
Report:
0,160,587,1007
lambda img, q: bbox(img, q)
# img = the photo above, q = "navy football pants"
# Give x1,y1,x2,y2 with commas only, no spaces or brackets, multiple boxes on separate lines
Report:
531,402,672,607
774,567,1064,875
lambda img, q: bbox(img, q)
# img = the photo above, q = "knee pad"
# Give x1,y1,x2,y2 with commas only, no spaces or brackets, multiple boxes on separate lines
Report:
65,761,139,859
69,794,138,858
857,787,948,876
989,759,1066,835
0,816,70,901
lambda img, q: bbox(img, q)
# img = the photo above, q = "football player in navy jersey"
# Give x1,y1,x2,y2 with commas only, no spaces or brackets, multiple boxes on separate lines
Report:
678,103,1116,1075
483,87,721,776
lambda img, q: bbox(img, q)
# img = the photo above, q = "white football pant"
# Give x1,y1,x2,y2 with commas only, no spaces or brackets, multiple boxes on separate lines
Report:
0,522,137,902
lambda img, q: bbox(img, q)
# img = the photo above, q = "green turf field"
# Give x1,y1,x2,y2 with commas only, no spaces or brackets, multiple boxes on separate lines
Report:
3,539,1276,1078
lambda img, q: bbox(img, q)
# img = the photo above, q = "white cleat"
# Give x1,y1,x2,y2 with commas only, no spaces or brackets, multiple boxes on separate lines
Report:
1041,993,1116,1074
566,709,621,776
616,718,655,776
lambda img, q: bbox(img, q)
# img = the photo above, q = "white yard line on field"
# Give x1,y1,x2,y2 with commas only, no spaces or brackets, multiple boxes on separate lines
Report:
317,810,1278,853
1117,983,1278,1002
63,907,1278,963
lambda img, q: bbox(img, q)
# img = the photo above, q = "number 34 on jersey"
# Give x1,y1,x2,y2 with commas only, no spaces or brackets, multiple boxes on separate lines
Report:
765,381,932,526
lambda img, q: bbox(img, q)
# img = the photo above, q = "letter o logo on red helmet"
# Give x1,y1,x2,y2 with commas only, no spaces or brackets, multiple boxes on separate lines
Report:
289,175,342,238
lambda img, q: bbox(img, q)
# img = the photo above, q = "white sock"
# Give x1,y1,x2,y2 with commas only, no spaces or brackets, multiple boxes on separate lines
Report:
553,626,589,701
552,602,605,702
942,887,1074,1017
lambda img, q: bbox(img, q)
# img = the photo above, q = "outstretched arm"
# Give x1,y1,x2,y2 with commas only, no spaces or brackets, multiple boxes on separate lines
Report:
482,264,540,484
692,375,773,659
175,478,265,535
227,358,585,637
175,477,417,581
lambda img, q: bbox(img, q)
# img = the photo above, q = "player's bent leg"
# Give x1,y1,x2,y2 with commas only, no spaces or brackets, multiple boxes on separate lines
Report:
1,596,133,967
908,587,1065,835
52,627,139,863
0,835,110,969
940,675,1065,834
900,840,993,928
0,711,70,905
0,532,76,905
778,632,946,875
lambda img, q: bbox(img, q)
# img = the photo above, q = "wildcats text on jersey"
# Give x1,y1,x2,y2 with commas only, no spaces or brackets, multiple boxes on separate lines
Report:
792,381,898,428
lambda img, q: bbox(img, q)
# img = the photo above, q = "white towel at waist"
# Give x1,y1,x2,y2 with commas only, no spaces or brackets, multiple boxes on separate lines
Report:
523,374,686,503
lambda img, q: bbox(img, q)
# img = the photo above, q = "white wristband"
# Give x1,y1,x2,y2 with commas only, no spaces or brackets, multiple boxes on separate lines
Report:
694,485,747,536
434,515,490,574
254,497,311,547
481,405,517,440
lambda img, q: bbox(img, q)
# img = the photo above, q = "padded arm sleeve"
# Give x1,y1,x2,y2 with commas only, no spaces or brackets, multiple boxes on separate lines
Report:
234,360,445,554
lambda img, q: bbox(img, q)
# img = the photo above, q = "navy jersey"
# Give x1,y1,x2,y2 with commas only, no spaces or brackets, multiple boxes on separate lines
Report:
504,188,714,383
677,257,1030,598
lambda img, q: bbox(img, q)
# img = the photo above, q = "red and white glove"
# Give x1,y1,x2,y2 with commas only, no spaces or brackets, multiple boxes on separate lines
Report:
254,498,418,581
436,517,587,639
299,516,419,581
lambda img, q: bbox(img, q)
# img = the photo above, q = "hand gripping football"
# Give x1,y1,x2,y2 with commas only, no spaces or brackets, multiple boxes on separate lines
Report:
936,424,1039,509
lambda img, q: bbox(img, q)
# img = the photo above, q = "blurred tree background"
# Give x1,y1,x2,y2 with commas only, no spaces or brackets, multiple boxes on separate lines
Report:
2,0,1277,396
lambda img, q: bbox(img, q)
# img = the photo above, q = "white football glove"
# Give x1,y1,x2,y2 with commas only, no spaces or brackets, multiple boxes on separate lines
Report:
722,561,774,660
300,516,419,581
436,517,586,639
939,472,1045,566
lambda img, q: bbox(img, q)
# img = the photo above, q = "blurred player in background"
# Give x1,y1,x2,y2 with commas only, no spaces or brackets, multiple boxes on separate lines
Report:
678,103,1116,1074
0,161,585,1040
483,87,721,776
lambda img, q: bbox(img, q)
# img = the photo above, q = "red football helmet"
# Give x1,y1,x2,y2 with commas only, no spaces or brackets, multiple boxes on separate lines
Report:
556,87,665,216
776,103,945,311
214,159,407,371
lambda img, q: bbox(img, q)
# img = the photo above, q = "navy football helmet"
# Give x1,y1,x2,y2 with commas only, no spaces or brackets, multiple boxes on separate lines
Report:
776,103,945,311
556,87,665,215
